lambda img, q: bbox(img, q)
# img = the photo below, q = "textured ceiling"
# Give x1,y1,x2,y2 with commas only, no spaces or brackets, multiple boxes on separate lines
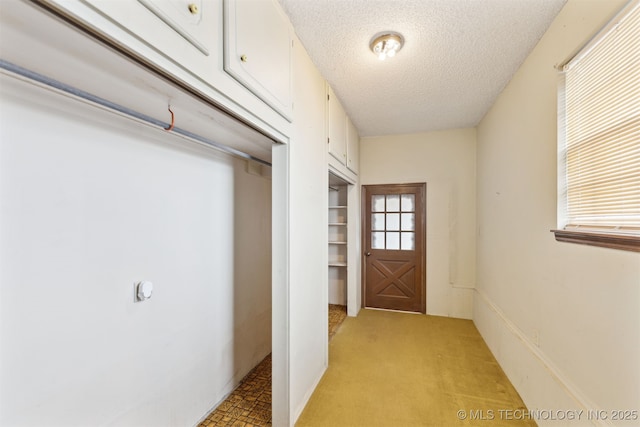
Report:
278,0,567,137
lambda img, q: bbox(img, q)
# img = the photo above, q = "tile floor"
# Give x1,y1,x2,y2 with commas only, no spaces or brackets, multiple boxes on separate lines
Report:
199,304,348,427
328,304,348,340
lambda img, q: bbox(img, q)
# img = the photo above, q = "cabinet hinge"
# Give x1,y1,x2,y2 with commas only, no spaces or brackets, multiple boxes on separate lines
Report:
327,94,330,101
327,137,330,144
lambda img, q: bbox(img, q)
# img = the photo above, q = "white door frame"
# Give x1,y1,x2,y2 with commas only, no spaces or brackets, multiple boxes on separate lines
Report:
272,143,290,426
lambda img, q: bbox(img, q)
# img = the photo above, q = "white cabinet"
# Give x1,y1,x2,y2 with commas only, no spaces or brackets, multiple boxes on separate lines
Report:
81,0,219,83
43,0,291,142
224,0,293,120
136,0,209,54
327,84,347,165
346,116,359,174
327,83,359,177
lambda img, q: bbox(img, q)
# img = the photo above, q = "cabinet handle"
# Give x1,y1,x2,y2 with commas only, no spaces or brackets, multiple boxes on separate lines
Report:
240,54,248,63
188,3,199,14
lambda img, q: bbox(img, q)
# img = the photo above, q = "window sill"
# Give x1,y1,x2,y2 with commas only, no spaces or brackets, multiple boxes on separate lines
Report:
551,229,640,252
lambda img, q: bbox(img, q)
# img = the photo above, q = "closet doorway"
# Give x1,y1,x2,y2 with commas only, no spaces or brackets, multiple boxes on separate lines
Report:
328,173,349,308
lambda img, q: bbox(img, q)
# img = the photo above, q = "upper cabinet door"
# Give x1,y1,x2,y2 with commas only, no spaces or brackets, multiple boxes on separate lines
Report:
346,116,359,174
81,0,219,82
327,84,347,165
135,0,209,54
224,0,293,121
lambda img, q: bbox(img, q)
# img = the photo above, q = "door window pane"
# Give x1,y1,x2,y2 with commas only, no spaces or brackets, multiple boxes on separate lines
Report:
372,195,385,212
386,232,400,250
401,213,415,231
372,214,385,231
401,232,415,250
386,195,400,211
372,232,385,249
370,191,419,251
401,194,415,212
386,213,400,231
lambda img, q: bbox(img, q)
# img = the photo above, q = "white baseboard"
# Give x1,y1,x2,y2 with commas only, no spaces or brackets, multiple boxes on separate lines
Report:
292,364,327,425
473,288,611,427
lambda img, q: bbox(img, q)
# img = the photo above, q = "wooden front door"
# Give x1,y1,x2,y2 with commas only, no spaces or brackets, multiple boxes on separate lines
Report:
362,184,426,313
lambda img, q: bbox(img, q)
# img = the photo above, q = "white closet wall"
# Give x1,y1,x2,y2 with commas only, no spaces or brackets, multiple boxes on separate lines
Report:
0,76,272,426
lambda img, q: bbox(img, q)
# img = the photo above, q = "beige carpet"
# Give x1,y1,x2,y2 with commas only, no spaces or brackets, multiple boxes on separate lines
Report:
296,309,536,427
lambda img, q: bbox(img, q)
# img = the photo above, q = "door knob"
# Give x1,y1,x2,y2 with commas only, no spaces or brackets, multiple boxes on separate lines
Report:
365,252,371,256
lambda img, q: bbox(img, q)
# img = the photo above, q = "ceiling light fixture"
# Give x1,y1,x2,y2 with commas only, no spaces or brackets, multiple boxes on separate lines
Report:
370,32,404,61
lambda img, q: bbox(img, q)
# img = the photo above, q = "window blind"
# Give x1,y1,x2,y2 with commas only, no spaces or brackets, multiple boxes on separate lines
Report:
560,0,640,234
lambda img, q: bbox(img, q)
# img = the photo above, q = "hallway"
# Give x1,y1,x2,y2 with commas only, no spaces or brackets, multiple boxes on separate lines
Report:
296,309,534,427
199,308,534,426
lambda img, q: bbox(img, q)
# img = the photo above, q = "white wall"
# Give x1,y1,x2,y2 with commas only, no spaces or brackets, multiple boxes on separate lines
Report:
475,0,640,424
346,180,363,317
272,33,330,427
286,36,331,425
0,75,272,426
360,129,477,319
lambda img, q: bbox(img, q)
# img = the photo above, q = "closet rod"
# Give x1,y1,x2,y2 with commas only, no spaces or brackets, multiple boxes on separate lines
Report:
0,59,272,167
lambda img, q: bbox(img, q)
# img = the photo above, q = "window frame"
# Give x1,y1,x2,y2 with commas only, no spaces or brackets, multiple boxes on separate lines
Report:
552,0,640,253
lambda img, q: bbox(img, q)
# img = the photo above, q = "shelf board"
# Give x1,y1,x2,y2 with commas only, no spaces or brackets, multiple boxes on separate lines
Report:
329,223,347,226
329,262,347,267
329,241,347,245
329,206,347,209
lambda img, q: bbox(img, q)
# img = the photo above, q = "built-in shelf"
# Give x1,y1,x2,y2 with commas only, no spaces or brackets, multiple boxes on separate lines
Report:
329,262,347,267
329,181,348,306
